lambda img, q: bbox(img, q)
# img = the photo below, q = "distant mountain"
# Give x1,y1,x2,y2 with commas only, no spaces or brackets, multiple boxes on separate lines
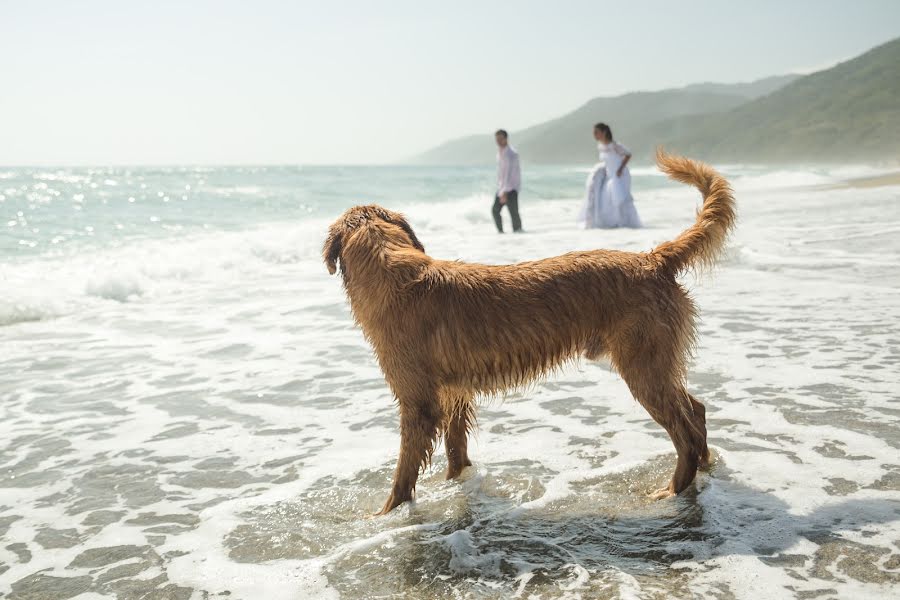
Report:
495,90,750,164
650,37,900,162
678,74,800,99
411,76,799,165
412,37,900,165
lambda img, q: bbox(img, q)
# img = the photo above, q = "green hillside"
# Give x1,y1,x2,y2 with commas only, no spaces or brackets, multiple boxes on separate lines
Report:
653,37,900,162
412,37,900,165
678,74,800,99
412,77,796,165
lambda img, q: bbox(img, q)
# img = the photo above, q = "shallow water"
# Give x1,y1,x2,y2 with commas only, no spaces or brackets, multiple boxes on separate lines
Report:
1,164,899,599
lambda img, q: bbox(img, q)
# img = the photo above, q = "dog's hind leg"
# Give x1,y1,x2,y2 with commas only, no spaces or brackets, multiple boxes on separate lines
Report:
613,344,706,499
635,384,706,499
444,399,474,479
687,392,711,470
377,391,442,515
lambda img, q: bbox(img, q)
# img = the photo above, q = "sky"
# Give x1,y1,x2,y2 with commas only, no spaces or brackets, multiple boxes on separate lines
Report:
1,0,899,165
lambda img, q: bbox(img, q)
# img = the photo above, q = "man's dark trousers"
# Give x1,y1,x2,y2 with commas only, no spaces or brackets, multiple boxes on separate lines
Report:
492,190,522,233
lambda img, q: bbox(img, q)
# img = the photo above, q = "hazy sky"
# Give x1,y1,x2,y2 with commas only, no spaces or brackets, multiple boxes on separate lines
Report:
2,1,898,165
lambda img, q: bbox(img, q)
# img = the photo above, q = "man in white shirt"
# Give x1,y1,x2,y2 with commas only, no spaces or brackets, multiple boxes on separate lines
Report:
492,129,523,233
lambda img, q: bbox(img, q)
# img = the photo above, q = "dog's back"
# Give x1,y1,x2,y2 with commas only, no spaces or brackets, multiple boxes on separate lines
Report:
417,250,685,395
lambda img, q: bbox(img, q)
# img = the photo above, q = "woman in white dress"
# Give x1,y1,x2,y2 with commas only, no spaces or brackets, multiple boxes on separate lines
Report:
579,122,642,229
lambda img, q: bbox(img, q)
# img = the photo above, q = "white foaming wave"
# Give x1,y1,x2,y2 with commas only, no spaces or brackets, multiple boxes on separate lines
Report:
0,190,516,329
85,269,146,302
560,166,596,174
541,163,889,189
629,166,667,177
2,160,887,329
397,192,497,233
731,169,835,190
0,163,746,330
0,186,528,326
0,216,333,327
394,186,651,235
727,164,895,191
819,163,898,181
0,292,67,326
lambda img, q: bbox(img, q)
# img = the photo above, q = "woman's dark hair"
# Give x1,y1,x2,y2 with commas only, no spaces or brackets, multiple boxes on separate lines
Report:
594,122,613,141
495,129,508,139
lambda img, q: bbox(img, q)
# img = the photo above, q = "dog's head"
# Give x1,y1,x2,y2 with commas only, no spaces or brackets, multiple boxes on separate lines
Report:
323,205,425,275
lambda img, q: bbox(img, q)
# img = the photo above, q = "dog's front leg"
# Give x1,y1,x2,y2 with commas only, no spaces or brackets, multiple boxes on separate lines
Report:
377,400,442,515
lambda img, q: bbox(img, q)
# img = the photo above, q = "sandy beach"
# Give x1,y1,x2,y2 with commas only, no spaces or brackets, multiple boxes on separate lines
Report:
840,171,900,188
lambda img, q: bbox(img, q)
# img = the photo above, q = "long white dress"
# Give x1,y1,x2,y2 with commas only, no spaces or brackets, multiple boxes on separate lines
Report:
579,141,642,229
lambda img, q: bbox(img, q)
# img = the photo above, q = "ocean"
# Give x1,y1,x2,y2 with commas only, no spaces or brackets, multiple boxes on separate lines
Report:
1,163,898,599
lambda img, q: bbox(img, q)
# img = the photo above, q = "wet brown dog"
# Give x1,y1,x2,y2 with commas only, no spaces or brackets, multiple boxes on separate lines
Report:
324,150,735,514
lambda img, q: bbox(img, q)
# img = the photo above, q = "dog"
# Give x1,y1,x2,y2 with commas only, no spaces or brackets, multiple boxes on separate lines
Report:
323,150,735,514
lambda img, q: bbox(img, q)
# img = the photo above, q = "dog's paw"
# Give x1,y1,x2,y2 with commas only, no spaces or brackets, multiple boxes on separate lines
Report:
374,493,413,516
648,487,675,500
698,448,716,472
445,463,474,480
373,504,397,517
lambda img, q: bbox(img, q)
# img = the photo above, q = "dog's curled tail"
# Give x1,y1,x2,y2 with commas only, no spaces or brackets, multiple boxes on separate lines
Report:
650,148,736,274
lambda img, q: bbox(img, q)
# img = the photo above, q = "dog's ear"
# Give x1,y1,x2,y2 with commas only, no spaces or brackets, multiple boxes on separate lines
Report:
396,218,425,253
323,225,342,275
375,208,425,253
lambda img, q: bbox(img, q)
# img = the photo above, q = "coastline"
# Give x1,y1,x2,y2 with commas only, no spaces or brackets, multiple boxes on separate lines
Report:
836,171,900,188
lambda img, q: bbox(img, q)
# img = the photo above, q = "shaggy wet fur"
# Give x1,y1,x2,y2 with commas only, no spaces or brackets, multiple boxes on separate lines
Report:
323,150,736,514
